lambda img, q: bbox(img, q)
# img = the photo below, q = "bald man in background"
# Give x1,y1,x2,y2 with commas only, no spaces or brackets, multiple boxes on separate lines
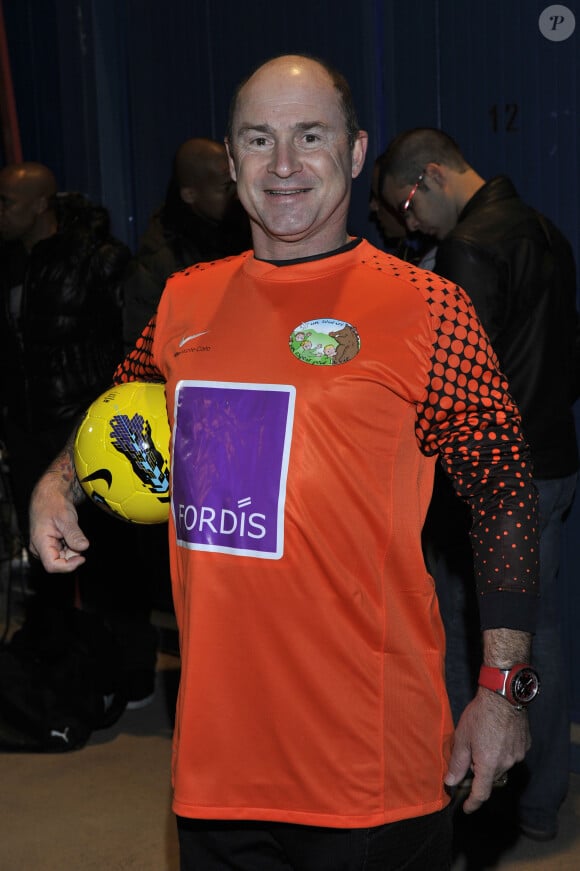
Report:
0,161,128,537
0,162,58,249
122,137,251,351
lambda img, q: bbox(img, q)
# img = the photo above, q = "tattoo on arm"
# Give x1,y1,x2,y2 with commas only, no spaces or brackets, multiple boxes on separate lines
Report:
45,428,85,504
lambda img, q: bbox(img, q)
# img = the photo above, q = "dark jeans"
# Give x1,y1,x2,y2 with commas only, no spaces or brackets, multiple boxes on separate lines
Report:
519,474,578,831
176,808,452,871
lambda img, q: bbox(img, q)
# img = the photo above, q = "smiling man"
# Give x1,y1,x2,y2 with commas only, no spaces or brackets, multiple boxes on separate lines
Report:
29,58,539,870
225,56,366,258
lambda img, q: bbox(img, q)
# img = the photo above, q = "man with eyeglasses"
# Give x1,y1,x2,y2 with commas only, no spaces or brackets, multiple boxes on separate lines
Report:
381,127,579,843
369,153,437,268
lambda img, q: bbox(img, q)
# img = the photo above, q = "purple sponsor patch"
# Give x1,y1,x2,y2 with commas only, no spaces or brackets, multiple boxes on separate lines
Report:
172,381,295,559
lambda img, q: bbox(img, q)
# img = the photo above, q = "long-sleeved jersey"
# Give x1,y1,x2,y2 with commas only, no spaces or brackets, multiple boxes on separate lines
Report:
114,238,538,827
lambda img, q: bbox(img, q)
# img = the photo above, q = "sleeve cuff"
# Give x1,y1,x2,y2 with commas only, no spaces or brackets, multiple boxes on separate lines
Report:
479,590,539,633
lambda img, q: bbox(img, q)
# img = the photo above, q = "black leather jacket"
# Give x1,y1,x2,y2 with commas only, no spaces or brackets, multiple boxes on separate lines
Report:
122,186,251,351
0,193,130,430
435,176,579,479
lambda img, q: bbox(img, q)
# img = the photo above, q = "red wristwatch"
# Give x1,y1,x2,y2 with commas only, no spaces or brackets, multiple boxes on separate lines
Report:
478,663,540,710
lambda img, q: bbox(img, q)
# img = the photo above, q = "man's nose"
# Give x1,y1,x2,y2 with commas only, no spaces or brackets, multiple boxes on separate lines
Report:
268,142,302,177
405,213,421,232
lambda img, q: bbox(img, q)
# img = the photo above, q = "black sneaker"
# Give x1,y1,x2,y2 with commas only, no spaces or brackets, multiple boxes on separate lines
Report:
124,669,156,710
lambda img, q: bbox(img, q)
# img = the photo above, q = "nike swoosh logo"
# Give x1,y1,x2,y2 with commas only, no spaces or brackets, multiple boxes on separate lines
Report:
81,469,113,489
179,330,210,347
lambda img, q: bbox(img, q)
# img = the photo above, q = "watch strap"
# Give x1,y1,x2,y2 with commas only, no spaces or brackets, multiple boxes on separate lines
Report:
478,664,514,695
478,663,538,708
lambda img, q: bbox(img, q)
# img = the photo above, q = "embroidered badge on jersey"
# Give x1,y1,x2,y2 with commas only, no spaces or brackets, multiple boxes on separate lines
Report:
289,319,360,365
172,381,296,559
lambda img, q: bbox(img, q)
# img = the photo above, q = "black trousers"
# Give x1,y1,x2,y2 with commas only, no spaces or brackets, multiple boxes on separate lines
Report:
176,807,452,871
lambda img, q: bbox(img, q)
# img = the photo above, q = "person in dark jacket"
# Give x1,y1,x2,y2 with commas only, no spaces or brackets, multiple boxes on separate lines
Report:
381,129,579,843
0,162,157,707
0,163,126,528
122,137,251,351
120,140,252,616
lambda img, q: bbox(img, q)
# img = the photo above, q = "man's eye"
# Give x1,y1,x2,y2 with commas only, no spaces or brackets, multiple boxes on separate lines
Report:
250,136,269,147
302,134,320,144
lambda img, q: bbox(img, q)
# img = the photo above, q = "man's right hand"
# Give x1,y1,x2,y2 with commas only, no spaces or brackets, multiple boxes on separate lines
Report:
28,441,90,572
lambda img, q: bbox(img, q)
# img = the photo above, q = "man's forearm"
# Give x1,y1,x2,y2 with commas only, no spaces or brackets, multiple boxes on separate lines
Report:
36,427,85,505
482,628,531,667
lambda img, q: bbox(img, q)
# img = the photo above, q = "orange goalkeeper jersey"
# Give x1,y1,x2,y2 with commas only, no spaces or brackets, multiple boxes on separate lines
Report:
114,239,538,827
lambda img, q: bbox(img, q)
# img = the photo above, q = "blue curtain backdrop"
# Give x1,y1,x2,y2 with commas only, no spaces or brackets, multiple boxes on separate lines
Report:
4,0,580,735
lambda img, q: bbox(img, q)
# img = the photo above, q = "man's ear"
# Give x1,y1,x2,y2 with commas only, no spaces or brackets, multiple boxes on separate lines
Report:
351,131,368,179
180,186,196,206
424,162,446,188
225,139,237,182
34,195,49,216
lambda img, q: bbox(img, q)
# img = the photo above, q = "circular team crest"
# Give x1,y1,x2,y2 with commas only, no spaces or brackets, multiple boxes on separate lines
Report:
289,318,360,366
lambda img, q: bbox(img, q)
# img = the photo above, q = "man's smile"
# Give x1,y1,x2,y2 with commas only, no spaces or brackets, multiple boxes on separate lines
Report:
265,188,311,195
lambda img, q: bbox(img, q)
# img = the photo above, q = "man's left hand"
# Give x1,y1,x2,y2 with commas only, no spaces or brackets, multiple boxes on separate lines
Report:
444,687,531,813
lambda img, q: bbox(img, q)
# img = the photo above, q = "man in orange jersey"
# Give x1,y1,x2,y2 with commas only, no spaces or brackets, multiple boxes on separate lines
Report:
29,55,539,870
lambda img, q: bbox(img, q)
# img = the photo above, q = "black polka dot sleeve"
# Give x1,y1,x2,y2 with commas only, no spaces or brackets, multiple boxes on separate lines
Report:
113,314,164,384
415,279,539,632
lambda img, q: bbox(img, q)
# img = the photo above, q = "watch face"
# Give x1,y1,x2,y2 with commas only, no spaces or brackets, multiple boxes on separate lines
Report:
511,667,540,704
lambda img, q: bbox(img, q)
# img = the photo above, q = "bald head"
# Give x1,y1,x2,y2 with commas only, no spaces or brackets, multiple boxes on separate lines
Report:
174,138,228,187
227,54,360,148
0,162,57,198
224,53,367,260
0,162,58,249
172,138,237,223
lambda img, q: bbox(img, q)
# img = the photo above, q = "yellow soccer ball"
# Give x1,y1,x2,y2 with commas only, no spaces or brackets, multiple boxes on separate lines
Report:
74,381,170,524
